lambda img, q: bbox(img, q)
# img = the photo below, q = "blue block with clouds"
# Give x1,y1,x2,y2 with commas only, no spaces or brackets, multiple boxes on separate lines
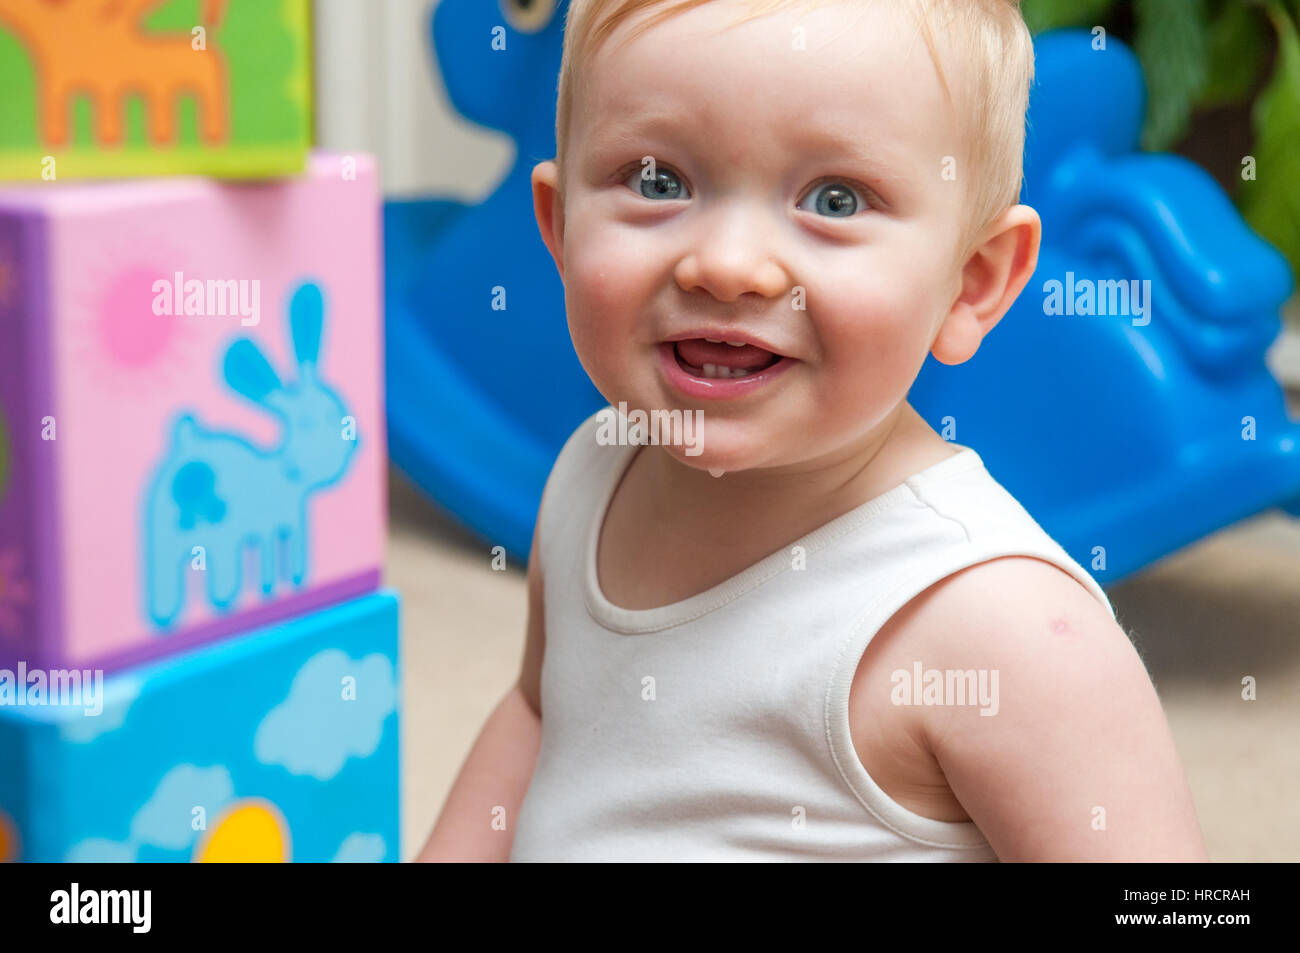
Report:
0,591,399,862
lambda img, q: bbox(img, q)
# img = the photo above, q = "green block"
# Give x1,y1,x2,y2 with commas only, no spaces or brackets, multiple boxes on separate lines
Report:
0,0,311,180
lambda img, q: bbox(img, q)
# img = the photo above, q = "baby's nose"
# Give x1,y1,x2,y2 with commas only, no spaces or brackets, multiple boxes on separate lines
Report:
674,214,790,301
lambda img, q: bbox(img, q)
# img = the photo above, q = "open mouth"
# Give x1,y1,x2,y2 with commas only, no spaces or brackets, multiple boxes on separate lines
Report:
670,338,784,379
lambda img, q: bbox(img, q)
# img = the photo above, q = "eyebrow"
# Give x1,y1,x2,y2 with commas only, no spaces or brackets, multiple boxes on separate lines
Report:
785,123,910,176
594,108,907,175
593,108,682,147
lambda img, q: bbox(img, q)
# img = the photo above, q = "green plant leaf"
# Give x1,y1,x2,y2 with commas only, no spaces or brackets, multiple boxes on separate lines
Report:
1020,0,1117,35
1135,0,1211,149
1241,5,1300,280
1200,1,1268,107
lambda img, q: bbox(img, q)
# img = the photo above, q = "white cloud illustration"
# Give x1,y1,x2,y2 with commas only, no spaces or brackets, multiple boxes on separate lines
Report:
254,649,396,781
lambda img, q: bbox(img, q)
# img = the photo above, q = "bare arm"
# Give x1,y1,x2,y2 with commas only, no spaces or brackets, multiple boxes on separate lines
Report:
415,521,546,862
919,557,1209,861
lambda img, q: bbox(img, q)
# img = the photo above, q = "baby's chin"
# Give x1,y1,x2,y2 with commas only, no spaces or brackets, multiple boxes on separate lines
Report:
653,418,799,475
593,378,821,472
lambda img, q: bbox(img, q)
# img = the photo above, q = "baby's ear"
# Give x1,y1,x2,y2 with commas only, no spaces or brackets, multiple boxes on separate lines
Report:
931,206,1041,366
532,160,566,281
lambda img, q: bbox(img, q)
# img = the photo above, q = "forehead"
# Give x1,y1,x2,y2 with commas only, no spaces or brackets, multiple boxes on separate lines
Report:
575,0,963,163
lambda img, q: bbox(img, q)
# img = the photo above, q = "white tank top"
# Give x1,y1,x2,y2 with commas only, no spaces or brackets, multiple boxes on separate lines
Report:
510,408,1116,862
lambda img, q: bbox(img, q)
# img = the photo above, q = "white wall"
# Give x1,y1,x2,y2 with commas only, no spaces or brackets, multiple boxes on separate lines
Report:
313,0,514,201
1267,302,1300,391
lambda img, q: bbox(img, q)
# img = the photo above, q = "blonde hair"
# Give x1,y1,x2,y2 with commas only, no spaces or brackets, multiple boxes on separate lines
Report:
552,0,1035,253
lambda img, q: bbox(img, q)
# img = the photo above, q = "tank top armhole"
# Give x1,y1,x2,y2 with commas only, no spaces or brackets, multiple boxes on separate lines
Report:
824,541,1113,853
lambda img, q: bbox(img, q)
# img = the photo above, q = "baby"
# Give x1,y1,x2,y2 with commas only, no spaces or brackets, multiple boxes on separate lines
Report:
420,0,1208,861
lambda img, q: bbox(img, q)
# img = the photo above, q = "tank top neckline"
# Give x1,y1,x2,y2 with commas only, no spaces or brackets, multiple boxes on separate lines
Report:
583,437,985,634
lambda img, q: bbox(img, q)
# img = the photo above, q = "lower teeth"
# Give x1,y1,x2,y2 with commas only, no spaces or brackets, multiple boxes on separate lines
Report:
700,363,756,379
673,343,776,379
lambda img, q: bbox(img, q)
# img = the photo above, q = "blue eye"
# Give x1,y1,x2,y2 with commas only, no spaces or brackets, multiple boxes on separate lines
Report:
799,181,864,218
630,165,688,200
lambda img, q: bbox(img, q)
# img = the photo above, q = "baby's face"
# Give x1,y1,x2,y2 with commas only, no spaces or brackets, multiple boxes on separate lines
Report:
551,0,973,472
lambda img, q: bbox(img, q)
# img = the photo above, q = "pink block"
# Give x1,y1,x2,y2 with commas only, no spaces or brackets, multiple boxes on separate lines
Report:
0,152,385,674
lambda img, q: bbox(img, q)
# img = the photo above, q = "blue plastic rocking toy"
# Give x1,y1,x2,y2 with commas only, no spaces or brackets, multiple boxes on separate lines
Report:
909,30,1300,582
385,4,1300,583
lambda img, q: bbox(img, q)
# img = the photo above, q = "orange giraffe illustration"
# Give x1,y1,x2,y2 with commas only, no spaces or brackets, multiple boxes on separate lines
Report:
0,0,229,147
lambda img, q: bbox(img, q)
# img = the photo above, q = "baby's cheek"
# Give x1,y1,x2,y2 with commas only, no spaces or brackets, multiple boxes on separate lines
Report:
817,313,928,401
566,262,642,345
822,297,916,358
567,251,630,320
567,313,634,392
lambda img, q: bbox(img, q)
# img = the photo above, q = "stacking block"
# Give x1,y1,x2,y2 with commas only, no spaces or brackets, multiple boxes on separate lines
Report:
0,152,384,673
0,0,310,180
0,589,400,863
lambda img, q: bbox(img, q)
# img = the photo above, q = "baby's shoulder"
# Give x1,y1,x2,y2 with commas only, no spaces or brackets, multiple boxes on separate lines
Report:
853,552,1133,750
866,554,1121,670
848,555,1132,820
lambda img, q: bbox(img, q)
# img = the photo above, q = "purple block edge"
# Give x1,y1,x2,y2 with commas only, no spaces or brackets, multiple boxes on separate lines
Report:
0,205,63,669
82,569,382,676
29,210,62,666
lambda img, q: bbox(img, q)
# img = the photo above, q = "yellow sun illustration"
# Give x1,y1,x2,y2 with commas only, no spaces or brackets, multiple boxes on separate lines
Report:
193,798,291,863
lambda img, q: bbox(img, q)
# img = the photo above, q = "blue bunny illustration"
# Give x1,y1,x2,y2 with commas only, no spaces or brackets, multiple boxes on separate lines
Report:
143,280,358,628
